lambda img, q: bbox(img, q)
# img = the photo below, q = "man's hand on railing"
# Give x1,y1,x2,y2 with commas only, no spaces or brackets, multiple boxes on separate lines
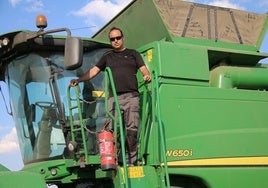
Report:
143,74,151,83
69,79,79,87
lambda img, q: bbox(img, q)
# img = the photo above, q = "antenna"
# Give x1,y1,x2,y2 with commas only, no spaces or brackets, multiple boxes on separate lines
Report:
70,26,96,31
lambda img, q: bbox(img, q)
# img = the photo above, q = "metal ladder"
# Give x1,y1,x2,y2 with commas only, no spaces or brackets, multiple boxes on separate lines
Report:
67,68,130,187
67,85,89,167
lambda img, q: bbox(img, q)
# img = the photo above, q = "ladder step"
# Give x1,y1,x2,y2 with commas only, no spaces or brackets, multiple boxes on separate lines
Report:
70,105,78,110
78,150,86,155
67,86,89,161
73,127,83,132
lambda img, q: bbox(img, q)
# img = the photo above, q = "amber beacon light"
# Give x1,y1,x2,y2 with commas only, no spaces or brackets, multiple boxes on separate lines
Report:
36,14,47,30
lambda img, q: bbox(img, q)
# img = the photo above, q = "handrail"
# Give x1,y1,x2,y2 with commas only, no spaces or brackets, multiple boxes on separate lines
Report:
152,70,170,188
138,86,150,163
104,67,129,188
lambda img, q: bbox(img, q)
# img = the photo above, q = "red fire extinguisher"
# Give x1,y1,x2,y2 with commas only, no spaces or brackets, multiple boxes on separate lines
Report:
98,130,116,170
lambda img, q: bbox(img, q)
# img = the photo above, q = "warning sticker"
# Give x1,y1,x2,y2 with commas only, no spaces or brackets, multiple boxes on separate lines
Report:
128,166,144,178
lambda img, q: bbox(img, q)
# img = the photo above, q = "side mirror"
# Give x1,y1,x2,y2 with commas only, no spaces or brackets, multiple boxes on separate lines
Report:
64,36,83,70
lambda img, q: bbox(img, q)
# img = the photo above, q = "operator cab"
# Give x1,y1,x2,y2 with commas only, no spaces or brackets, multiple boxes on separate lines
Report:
0,15,111,164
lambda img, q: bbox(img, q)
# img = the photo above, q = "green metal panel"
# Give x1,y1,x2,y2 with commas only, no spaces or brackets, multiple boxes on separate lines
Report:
0,171,47,188
169,167,268,187
157,83,268,187
160,83,268,158
140,40,210,81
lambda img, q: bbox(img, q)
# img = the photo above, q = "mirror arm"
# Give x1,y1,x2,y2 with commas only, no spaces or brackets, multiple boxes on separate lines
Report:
28,27,72,40
13,28,72,48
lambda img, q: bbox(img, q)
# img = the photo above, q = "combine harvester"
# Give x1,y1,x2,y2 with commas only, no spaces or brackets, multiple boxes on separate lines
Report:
0,0,267,187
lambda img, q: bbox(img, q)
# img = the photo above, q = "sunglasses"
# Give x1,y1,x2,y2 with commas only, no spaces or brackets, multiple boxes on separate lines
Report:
110,36,123,42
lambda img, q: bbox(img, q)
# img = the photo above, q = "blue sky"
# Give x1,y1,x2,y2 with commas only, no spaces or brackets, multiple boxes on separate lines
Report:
0,0,267,171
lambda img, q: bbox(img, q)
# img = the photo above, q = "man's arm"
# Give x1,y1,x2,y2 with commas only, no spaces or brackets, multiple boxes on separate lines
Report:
139,65,151,82
69,66,101,86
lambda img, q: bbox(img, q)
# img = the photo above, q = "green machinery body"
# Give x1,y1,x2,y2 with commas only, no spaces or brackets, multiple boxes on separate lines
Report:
0,0,268,187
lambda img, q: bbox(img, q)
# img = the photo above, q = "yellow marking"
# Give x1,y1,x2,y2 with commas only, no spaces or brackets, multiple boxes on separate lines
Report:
167,156,268,166
120,168,126,183
147,49,153,62
92,90,105,97
120,166,145,179
128,166,144,178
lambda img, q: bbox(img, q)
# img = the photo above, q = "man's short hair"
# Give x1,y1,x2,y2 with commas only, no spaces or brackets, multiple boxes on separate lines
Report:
109,27,124,37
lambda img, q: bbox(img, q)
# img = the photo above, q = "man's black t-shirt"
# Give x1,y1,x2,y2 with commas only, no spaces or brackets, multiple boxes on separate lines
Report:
96,48,145,94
